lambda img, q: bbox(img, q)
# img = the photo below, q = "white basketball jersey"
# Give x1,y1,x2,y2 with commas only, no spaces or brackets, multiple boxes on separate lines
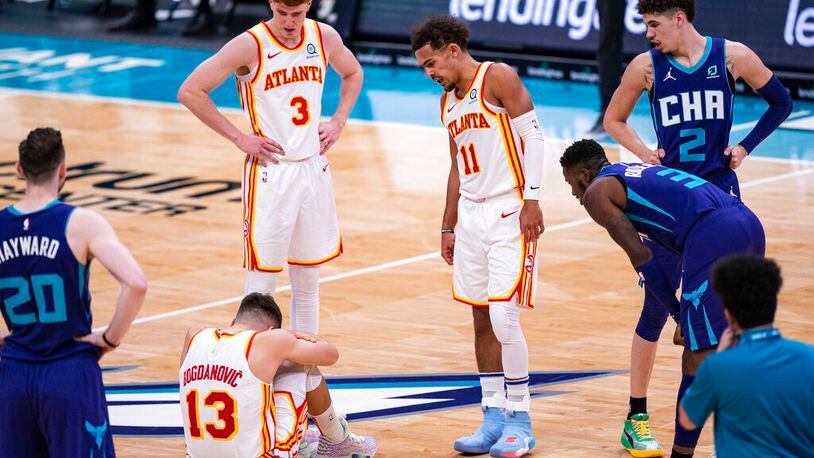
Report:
442,62,525,201
180,329,274,458
237,19,327,161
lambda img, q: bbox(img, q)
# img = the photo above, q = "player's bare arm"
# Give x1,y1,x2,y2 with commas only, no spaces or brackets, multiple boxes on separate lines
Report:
179,326,206,366
723,41,791,169
582,178,652,267
441,132,460,265
69,209,147,356
319,23,363,155
605,52,665,164
678,404,697,430
178,34,285,165
248,329,339,383
486,63,545,241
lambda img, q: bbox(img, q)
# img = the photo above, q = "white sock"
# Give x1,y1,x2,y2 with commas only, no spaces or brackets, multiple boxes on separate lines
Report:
313,402,346,443
289,265,320,334
489,300,530,412
480,372,506,409
244,270,279,296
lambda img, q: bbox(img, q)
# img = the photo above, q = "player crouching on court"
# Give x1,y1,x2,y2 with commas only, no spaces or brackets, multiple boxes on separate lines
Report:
179,293,341,458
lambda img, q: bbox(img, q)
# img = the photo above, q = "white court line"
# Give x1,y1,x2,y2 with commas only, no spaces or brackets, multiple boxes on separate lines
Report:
2,87,812,165
101,163,814,330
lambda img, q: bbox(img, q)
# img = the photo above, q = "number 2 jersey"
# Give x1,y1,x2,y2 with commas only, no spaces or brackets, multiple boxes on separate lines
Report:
0,201,95,362
236,19,328,162
650,36,735,182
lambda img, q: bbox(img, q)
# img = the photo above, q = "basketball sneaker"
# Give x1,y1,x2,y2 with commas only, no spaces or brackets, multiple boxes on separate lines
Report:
298,424,320,458
621,413,664,457
453,406,505,454
488,410,535,458
315,417,377,458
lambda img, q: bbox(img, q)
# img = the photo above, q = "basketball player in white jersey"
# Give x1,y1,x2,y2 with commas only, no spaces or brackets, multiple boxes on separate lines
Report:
178,1,375,455
412,16,545,458
179,292,337,458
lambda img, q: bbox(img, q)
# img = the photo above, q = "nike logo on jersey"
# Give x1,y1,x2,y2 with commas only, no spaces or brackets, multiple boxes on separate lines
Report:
529,186,540,190
268,51,282,60
322,164,329,172
501,211,518,218
447,103,457,113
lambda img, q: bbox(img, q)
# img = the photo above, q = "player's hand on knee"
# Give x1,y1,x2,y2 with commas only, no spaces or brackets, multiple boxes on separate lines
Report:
724,144,748,169
441,232,455,265
75,331,118,358
235,133,285,165
318,119,343,155
519,200,544,241
643,148,665,165
672,324,685,346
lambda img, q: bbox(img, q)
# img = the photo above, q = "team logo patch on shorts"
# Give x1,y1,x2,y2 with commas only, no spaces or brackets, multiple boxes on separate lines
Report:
525,254,535,273
243,220,250,237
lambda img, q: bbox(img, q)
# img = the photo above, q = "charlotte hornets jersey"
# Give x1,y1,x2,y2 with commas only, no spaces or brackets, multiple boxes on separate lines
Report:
596,163,738,253
0,201,95,362
650,36,735,181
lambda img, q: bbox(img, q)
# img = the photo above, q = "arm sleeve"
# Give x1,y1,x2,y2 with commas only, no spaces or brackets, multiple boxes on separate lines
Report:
510,110,545,200
680,357,720,427
738,75,793,154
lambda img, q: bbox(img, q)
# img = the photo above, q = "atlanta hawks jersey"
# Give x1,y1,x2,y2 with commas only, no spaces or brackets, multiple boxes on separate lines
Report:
442,62,525,201
236,19,328,161
180,329,275,458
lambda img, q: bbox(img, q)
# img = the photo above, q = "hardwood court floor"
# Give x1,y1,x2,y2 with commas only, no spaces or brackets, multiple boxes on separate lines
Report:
2,90,813,457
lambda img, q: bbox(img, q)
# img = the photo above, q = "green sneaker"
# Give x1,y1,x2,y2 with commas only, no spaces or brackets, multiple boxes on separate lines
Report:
620,413,664,457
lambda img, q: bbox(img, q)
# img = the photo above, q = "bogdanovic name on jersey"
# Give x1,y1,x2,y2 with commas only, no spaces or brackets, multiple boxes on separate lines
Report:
264,66,325,91
182,363,245,388
447,112,492,139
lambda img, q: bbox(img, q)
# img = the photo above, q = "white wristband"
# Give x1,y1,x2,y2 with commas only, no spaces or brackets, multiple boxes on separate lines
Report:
511,110,545,200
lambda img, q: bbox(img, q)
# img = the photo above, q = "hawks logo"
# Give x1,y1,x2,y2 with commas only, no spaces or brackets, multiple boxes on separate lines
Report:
525,254,535,273
102,368,623,435
243,220,250,237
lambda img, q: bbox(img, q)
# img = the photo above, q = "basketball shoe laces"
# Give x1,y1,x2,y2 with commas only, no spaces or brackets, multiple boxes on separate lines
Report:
631,418,655,440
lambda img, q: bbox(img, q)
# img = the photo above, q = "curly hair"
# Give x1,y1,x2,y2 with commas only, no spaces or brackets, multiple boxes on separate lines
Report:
637,0,695,22
560,139,608,171
410,15,469,52
18,127,65,184
712,255,782,329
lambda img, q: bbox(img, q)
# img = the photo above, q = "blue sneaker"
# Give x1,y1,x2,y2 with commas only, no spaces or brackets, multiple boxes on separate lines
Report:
453,406,505,454
489,411,536,458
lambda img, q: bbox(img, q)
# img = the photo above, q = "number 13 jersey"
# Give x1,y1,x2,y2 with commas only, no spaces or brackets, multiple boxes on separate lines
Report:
237,19,328,162
442,62,525,201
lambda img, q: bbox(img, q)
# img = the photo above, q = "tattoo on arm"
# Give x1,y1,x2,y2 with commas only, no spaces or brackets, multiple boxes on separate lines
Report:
644,61,654,93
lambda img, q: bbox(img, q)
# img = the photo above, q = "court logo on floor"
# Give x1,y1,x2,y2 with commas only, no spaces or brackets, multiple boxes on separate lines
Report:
103,369,623,435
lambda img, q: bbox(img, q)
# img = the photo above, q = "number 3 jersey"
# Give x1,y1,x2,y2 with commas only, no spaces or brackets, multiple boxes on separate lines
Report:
236,19,328,162
180,329,275,458
649,36,735,181
442,62,526,201
0,201,95,362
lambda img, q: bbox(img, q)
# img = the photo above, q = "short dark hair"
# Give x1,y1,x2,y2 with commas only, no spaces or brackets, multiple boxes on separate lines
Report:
637,0,695,22
410,15,469,52
235,292,283,328
711,255,782,329
18,127,65,184
560,139,609,171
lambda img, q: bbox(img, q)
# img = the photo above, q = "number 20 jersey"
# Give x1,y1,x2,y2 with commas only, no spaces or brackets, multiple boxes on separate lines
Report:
236,19,328,162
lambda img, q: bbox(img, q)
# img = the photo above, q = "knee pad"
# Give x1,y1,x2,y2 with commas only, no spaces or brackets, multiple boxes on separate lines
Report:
305,366,323,392
488,302,522,344
244,270,280,295
635,292,669,342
